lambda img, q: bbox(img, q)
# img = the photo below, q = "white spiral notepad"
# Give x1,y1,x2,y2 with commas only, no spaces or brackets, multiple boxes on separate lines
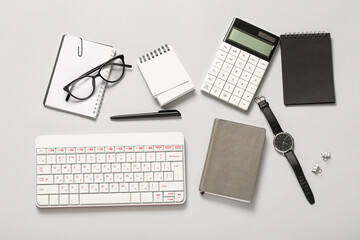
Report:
43,35,116,118
137,44,194,106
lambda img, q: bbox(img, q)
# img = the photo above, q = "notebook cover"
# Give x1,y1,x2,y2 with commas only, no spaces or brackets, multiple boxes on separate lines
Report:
43,35,115,118
199,119,266,203
280,33,335,105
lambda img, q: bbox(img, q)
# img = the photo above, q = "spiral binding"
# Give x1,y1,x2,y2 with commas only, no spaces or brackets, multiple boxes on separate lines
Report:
139,44,171,63
93,49,116,116
283,31,327,38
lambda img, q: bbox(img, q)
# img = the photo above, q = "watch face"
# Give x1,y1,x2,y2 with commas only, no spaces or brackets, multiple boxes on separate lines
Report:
273,132,294,153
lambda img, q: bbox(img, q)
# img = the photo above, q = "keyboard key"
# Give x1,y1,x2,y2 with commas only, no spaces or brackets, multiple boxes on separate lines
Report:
159,182,184,191
37,195,49,206
141,192,153,203
171,162,183,181
37,165,51,175
175,192,184,202
50,195,59,205
166,152,183,161
37,185,58,194
37,155,46,165
80,193,131,205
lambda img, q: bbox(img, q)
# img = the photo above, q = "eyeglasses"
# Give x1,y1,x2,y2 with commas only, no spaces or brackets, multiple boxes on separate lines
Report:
63,55,132,101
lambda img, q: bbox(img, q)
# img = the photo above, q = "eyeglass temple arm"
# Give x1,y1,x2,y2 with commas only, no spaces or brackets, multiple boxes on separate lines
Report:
65,63,132,102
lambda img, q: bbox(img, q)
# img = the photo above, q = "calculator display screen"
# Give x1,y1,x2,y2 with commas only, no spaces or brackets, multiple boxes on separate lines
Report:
228,28,273,57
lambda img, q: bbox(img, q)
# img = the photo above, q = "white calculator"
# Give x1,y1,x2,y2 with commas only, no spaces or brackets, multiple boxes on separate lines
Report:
201,18,279,111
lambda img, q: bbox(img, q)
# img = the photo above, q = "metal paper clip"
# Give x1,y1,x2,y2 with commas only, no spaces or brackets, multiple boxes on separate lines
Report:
311,163,322,174
321,152,331,162
78,38,83,57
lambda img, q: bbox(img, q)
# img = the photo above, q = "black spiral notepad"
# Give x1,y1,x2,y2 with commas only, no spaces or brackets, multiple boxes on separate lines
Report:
280,32,335,105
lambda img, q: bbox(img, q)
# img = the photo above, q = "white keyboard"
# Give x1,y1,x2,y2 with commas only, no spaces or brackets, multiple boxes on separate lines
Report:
35,132,186,208
201,42,269,110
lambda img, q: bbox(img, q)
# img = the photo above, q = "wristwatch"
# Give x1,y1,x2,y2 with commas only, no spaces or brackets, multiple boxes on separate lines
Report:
254,96,315,205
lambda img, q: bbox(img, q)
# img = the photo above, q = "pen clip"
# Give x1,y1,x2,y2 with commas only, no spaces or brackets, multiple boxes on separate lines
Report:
158,110,181,116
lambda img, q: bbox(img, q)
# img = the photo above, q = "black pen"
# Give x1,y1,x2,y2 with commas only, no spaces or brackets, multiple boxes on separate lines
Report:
110,110,181,120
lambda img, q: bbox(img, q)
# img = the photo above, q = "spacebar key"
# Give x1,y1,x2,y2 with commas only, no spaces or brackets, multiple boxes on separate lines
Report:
80,193,130,205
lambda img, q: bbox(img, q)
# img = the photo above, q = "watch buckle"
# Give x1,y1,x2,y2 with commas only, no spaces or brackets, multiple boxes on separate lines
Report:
254,95,266,104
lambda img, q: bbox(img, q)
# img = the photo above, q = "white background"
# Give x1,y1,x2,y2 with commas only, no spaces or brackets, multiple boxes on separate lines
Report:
1,0,359,239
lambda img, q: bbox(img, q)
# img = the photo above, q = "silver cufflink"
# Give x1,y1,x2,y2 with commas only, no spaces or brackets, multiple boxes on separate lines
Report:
311,163,322,174
322,152,331,162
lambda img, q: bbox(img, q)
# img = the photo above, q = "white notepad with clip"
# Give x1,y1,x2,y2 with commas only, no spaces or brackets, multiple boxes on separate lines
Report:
43,35,116,118
137,44,194,106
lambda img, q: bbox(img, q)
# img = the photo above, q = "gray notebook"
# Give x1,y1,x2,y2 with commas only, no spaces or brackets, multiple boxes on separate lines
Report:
199,119,266,203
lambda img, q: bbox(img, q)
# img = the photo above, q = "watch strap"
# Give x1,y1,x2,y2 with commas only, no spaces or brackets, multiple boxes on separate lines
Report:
284,150,315,204
256,98,283,135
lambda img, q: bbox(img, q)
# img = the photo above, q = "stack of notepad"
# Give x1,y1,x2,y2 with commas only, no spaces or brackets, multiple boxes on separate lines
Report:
137,44,195,106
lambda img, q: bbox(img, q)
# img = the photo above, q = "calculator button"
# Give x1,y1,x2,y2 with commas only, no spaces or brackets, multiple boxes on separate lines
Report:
246,83,257,94
254,67,265,78
231,66,242,77
216,50,227,61
214,78,226,89
229,46,240,57
237,79,248,90
204,74,216,84
238,99,250,110
210,86,221,97
221,62,233,73
248,55,259,65
208,66,220,76
229,95,241,106
225,55,236,65
239,50,250,61
228,75,238,85
219,42,231,53
240,71,251,81
219,91,231,102
250,75,261,86
218,70,229,81
223,82,235,93
243,91,254,102
257,59,269,70
212,58,224,69
201,82,212,93
233,87,244,98
244,63,256,74
235,59,246,69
